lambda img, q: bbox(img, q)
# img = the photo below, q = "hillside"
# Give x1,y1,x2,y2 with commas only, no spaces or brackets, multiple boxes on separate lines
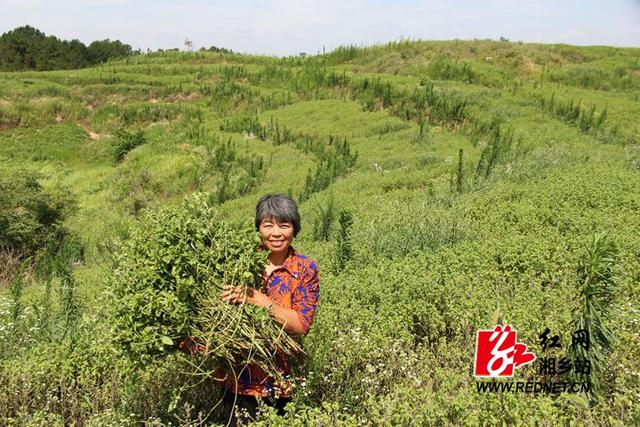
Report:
1,39,639,425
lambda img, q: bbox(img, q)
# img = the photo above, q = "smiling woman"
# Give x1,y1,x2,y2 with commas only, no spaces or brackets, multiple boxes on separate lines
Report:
218,193,320,425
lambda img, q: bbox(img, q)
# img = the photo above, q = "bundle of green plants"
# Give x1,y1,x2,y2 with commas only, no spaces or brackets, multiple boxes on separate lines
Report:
108,192,302,380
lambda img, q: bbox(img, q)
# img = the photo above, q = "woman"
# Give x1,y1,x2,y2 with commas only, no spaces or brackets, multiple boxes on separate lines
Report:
219,193,320,424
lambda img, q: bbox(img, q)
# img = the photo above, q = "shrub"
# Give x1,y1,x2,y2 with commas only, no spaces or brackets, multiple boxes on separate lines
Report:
0,169,76,268
299,136,357,202
474,124,516,179
108,193,301,378
312,195,336,242
332,210,353,273
112,128,146,162
569,233,621,402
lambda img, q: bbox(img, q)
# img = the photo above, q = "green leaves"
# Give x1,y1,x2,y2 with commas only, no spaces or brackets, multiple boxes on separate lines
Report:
0,168,75,255
108,192,264,357
107,192,301,378
570,233,621,402
112,128,147,163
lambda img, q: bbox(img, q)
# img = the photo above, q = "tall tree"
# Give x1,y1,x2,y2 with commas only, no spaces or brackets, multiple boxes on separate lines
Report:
0,26,134,71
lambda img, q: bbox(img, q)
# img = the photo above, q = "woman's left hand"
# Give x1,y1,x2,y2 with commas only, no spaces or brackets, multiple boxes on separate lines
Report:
221,285,272,308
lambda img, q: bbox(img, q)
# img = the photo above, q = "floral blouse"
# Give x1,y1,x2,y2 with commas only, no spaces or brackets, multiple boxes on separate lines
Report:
217,246,320,398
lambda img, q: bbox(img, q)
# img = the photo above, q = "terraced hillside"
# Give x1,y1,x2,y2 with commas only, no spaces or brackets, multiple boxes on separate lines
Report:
1,40,639,425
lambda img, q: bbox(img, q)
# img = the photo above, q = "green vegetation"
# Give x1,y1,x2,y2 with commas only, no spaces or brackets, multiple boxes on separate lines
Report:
0,170,74,253
112,128,147,162
0,26,134,71
569,233,621,401
0,169,77,287
332,209,353,273
0,38,639,425
109,193,301,374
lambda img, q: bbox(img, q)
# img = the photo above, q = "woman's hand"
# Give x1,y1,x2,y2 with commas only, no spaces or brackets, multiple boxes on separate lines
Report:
221,285,307,336
178,336,205,355
221,285,273,308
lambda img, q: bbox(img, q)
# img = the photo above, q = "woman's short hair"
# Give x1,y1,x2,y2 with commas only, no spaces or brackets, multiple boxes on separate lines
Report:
255,194,301,237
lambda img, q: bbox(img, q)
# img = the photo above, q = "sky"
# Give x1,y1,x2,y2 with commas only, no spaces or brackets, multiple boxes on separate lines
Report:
1,0,639,56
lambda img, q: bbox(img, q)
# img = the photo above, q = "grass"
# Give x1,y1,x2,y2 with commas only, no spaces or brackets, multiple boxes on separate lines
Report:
0,40,639,425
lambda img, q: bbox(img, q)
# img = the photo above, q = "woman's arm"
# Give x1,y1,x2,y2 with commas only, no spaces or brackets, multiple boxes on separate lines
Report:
266,298,307,336
221,285,307,336
290,261,320,336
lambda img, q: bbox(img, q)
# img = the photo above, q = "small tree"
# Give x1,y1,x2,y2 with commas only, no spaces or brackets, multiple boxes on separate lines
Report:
0,169,75,257
455,149,464,193
569,233,620,402
56,240,81,345
112,128,147,162
312,195,335,241
332,210,353,273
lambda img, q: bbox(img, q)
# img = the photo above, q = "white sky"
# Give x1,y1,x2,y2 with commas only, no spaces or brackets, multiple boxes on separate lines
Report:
1,0,639,56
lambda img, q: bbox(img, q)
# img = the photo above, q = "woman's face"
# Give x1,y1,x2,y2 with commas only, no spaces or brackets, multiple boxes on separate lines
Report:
259,216,294,254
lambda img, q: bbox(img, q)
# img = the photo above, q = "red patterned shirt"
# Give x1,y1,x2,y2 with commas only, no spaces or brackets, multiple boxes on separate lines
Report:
217,246,320,398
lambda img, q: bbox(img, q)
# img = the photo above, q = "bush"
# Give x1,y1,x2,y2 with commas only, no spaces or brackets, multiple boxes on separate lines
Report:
0,169,76,268
112,128,146,162
108,193,301,377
